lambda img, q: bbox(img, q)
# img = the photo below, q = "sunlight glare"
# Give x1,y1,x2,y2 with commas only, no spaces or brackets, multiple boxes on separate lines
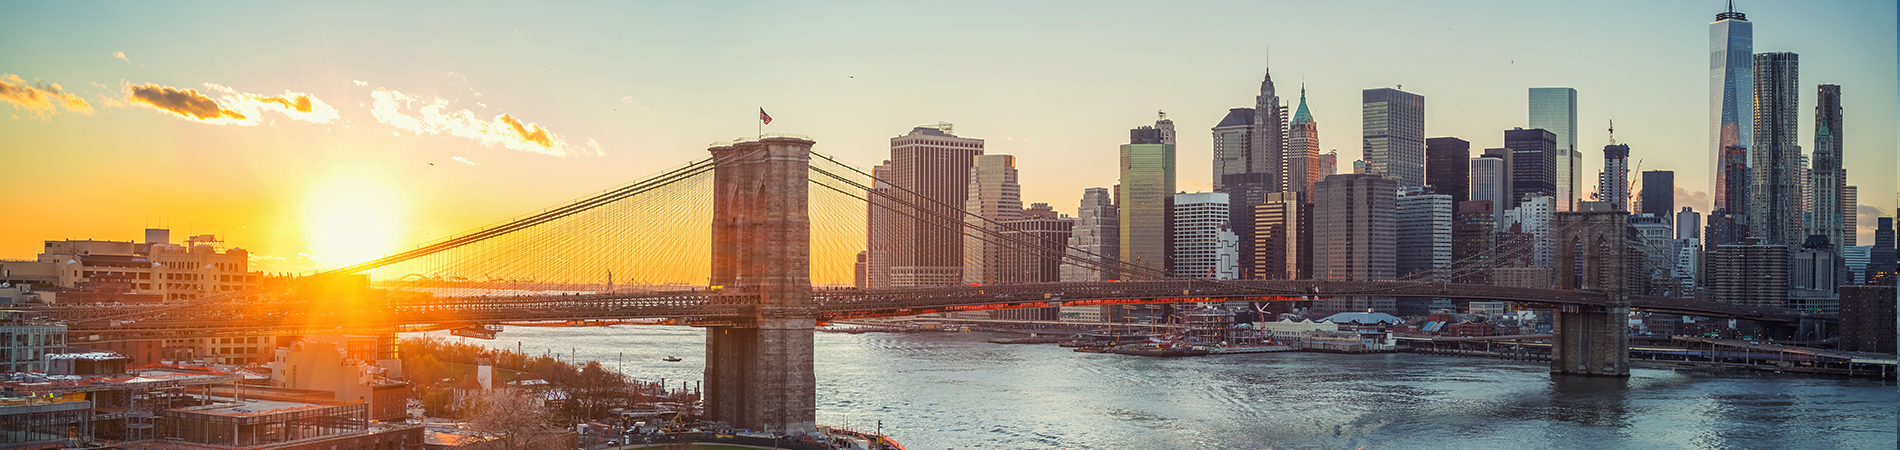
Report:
302,177,405,270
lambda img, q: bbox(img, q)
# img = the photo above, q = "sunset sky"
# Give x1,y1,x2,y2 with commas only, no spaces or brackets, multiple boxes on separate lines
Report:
2,1,1894,276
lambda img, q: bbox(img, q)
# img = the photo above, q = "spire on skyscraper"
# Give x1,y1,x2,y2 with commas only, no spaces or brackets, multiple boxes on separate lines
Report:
1292,84,1314,125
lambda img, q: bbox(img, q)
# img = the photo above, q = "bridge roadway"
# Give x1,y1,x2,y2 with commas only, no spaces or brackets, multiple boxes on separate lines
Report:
37,280,1805,340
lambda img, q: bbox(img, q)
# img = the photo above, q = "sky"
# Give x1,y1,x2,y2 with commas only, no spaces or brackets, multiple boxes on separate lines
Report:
2,0,1895,272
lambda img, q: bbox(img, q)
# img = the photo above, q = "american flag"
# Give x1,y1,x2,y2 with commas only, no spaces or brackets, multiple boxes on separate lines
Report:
759,108,772,125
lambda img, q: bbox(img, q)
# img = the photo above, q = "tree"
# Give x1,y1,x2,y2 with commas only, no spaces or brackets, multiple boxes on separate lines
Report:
464,388,559,450
571,361,629,420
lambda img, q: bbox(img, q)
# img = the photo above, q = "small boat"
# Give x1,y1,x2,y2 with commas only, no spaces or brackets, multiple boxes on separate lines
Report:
662,356,682,362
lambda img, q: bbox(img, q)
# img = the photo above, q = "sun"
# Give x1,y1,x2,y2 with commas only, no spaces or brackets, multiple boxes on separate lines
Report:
302,177,405,270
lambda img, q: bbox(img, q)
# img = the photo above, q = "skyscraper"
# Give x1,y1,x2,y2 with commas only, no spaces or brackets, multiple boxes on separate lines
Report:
1869,217,1896,285
1807,84,1845,251
1223,172,1274,280
864,161,896,288
1641,171,1675,218
1251,191,1309,280
888,124,984,287
1843,185,1858,246
1120,125,1176,276
1710,4,1753,214
1426,137,1471,205
1750,52,1801,245
1287,86,1322,196
1677,207,1701,240
1318,151,1338,178
1505,128,1558,209
963,154,1023,285
1470,153,1507,224
1253,69,1286,186
1313,174,1397,281
1397,190,1454,278
1452,200,1496,284
1598,143,1631,211
1060,187,1120,282
1211,107,1255,190
1706,145,1751,247
1362,88,1426,188
1174,192,1238,280
1529,87,1580,211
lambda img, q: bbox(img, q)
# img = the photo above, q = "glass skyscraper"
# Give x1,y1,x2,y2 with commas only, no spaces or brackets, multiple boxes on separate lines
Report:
1750,52,1801,246
1362,88,1426,188
1120,125,1176,276
1709,6,1753,213
1528,87,1578,211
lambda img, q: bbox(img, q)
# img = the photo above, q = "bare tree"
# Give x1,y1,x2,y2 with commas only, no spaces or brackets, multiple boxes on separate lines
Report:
464,388,559,450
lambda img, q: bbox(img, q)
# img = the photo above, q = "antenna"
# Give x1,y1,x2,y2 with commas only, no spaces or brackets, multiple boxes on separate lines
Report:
1158,110,1167,120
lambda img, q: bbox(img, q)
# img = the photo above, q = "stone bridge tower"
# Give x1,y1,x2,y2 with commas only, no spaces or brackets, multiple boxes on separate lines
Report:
705,136,817,433
1551,202,1630,376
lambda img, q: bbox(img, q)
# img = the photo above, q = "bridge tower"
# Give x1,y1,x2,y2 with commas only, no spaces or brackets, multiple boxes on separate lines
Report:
1551,202,1630,376
705,136,817,433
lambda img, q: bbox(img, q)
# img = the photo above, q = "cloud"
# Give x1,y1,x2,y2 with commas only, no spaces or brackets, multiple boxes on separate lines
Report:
112,52,131,63
352,80,369,87
1857,204,1889,237
0,74,94,118
123,82,338,125
620,96,633,102
1674,186,1709,211
451,156,479,165
368,87,578,156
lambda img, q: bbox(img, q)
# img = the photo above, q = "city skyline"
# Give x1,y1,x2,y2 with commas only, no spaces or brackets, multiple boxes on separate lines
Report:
1,1,1894,270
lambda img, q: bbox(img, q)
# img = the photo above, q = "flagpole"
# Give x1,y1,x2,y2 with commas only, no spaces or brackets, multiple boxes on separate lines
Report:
758,107,763,139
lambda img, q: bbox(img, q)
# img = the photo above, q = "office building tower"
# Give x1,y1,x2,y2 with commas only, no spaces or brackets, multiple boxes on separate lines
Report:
1254,69,1287,186
1598,143,1631,211
1631,214,1678,295
864,161,897,288
1286,87,1322,196
1501,196,1556,269
1470,153,1507,224
1223,172,1275,280
1709,239,1790,308
1843,186,1857,246
1397,191,1454,278
999,216,1073,285
1174,192,1238,280
1505,128,1558,209
1362,88,1426,187
1706,145,1752,246
1709,4,1753,212
1313,174,1398,281
1791,235,1839,298
1023,203,1058,219
1674,238,1702,294
1452,200,1496,284
888,124,984,287
1807,84,1846,253
1211,107,1255,191
1870,218,1896,285
1318,151,1338,178
1530,87,1581,211
1677,207,1701,240
1843,245,1871,286
1120,125,1177,276
1313,174,1399,315
1251,192,1309,280
1640,171,1675,218
963,154,1023,285
1061,188,1120,282
1426,137,1471,205
1750,52,1802,245
1839,285,1897,353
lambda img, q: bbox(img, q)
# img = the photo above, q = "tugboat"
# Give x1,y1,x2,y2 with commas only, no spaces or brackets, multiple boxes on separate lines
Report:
662,356,682,362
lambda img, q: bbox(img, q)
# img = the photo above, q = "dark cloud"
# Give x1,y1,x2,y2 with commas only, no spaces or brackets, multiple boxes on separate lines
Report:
127,83,247,121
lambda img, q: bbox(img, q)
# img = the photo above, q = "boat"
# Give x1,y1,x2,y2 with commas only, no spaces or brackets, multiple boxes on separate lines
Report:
662,356,682,362
1106,343,1209,357
1204,344,1295,354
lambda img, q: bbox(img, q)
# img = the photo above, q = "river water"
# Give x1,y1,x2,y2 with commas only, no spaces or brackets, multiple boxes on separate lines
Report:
415,326,1897,449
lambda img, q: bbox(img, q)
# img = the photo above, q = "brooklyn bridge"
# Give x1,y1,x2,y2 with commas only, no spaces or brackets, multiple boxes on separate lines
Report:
31,136,1819,434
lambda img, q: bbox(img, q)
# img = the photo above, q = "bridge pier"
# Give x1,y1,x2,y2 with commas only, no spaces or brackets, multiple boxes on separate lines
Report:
704,137,817,434
1550,204,1630,377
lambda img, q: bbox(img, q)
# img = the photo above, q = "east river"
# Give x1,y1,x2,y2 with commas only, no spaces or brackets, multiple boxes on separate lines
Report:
415,326,1897,449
